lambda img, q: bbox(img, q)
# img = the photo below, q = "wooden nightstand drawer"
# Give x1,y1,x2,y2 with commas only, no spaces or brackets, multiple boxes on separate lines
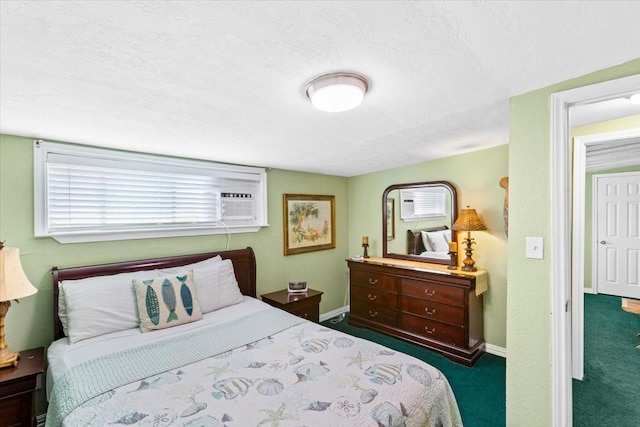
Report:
289,304,320,322
0,347,44,427
261,289,323,323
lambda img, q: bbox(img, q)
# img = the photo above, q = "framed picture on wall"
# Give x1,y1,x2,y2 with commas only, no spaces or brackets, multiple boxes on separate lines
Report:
283,194,336,255
387,198,395,240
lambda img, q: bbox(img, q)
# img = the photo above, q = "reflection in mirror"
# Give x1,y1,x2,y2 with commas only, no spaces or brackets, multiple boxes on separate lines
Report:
382,181,458,264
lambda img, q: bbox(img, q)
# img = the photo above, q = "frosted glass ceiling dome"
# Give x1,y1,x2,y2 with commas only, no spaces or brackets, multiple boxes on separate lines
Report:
305,72,369,112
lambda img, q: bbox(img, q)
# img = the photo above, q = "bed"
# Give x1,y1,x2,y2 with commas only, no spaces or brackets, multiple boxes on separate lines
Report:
407,226,452,260
46,247,462,427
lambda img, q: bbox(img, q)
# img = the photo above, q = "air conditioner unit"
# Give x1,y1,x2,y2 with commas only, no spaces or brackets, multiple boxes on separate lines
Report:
220,192,256,220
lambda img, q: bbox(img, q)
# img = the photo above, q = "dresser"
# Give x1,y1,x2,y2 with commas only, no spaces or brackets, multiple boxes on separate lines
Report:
347,257,485,366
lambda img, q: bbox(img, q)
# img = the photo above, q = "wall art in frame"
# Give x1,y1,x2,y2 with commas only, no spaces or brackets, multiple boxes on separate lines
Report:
387,197,395,240
283,194,336,255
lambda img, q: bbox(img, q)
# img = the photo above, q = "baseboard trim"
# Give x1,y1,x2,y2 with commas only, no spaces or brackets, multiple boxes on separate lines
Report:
485,343,507,358
583,287,596,295
320,305,350,323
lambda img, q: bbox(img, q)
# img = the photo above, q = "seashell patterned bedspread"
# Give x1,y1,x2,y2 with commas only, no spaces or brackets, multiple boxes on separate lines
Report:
57,313,462,427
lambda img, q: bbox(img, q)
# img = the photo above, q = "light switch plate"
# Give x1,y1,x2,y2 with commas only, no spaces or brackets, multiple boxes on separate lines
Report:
526,237,544,259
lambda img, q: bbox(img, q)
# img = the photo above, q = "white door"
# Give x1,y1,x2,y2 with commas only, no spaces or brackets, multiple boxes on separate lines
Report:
595,171,640,298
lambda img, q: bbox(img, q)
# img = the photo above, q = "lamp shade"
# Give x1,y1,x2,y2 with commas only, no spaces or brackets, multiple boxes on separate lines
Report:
452,206,486,232
0,247,37,301
306,72,369,112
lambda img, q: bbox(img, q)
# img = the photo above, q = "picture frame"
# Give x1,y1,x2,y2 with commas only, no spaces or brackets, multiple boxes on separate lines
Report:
283,194,336,255
386,197,395,240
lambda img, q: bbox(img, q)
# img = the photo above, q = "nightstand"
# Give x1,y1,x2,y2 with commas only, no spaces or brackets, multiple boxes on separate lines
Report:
261,289,323,322
0,347,44,427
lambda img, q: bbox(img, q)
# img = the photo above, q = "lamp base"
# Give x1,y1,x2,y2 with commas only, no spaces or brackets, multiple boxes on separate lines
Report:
0,300,20,368
460,236,478,272
0,346,19,368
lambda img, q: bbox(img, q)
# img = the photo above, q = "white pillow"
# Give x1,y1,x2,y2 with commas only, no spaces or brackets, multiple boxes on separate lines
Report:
164,259,243,314
420,231,434,252
425,230,450,253
157,255,222,276
133,271,203,332
61,270,159,343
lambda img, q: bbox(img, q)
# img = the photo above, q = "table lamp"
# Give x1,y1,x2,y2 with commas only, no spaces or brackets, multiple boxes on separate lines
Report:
452,206,486,272
0,243,38,368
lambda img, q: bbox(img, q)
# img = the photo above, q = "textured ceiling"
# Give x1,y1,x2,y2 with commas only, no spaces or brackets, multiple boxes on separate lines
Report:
1,1,639,177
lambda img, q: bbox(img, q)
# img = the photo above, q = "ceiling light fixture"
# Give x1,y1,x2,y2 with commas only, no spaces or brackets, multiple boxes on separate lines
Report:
306,72,369,112
629,93,640,105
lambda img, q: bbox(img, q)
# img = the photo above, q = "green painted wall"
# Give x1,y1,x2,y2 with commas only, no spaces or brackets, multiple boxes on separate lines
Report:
347,144,509,349
507,58,640,426
0,134,349,414
572,114,640,291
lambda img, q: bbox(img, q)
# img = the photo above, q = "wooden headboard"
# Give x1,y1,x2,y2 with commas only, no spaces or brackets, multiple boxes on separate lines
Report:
51,247,256,340
407,226,450,255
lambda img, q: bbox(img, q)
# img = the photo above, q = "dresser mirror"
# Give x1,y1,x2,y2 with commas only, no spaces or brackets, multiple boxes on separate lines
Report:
382,181,458,264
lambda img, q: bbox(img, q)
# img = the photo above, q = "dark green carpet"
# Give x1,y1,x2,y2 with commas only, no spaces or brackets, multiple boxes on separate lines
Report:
321,314,505,426
572,294,640,427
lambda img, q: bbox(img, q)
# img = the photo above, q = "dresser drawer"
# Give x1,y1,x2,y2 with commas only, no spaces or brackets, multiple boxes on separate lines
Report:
400,296,465,326
351,300,398,326
401,313,466,347
351,284,398,308
402,279,464,306
350,269,398,292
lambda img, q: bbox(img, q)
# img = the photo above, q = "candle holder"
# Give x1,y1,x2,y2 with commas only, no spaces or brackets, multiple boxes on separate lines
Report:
362,243,369,258
447,251,457,270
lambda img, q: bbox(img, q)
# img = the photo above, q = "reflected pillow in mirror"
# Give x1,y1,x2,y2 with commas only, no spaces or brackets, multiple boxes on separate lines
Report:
420,231,434,252
425,230,449,253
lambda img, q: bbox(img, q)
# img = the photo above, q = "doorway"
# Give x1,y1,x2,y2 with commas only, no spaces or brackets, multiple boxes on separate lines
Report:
571,129,640,380
550,73,640,427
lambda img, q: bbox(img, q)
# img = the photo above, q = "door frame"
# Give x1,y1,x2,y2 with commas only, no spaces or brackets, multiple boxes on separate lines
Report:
550,73,640,427
571,130,640,381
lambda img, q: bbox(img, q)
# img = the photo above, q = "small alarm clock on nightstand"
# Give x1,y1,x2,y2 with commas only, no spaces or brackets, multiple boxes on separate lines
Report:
288,281,308,293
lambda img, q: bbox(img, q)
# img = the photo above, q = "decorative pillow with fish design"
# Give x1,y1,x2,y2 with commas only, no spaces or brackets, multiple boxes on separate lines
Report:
133,271,203,332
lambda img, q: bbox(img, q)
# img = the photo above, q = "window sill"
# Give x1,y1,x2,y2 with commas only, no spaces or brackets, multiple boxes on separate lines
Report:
39,224,269,244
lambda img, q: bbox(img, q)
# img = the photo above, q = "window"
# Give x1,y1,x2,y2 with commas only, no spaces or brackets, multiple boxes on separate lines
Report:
400,188,447,221
34,141,268,243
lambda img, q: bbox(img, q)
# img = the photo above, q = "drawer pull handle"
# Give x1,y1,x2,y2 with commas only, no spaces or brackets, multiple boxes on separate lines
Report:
424,327,436,335
302,312,308,318
368,278,378,285
424,289,436,296
424,307,436,315
368,310,378,318
367,294,377,301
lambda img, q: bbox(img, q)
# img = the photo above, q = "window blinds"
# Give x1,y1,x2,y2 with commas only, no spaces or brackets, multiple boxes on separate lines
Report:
34,141,267,242
46,159,221,231
401,188,447,220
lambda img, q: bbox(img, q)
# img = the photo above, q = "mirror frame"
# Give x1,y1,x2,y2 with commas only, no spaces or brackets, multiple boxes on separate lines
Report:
382,180,458,264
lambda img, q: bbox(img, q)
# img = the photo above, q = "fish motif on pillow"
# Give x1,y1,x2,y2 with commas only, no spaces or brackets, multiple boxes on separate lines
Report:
177,274,194,316
143,279,160,326
161,278,178,322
